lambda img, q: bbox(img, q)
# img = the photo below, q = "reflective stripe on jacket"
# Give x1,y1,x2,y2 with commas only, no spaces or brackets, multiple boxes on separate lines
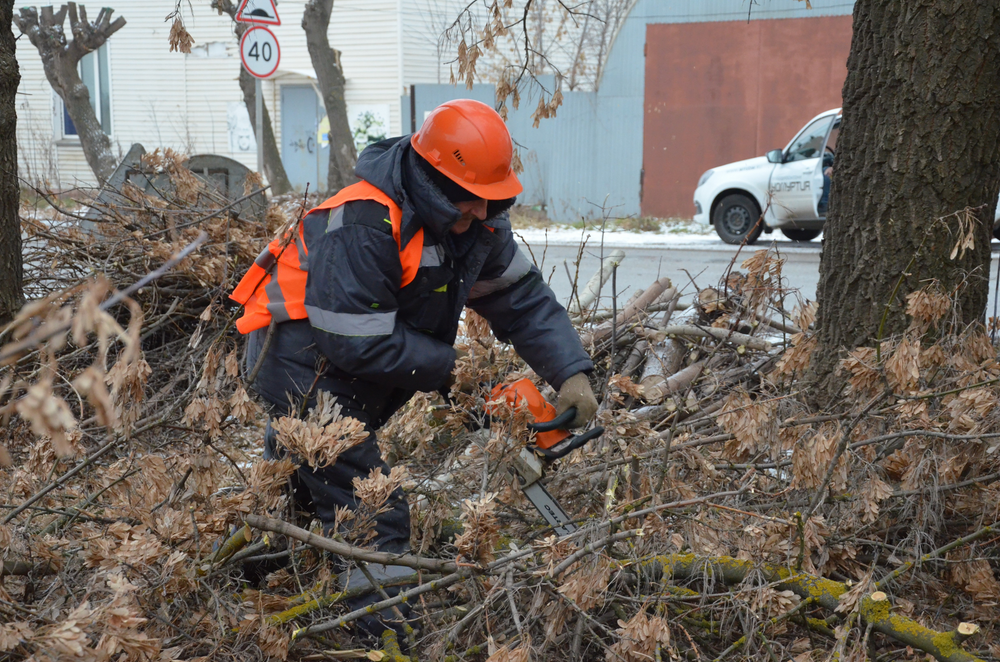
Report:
229,181,425,334
240,135,594,424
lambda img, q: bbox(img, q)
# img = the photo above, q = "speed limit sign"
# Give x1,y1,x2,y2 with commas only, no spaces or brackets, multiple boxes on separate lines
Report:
240,26,280,79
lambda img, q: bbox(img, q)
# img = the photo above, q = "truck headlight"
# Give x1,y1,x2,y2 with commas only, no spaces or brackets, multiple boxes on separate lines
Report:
697,169,715,187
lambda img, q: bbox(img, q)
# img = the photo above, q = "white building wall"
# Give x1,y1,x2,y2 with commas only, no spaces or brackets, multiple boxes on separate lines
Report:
401,0,464,87
15,0,460,189
262,0,404,147
15,41,60,186
15,2,249,189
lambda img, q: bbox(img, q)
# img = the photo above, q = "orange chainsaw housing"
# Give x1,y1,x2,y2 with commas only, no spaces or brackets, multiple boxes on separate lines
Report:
489,378,569,449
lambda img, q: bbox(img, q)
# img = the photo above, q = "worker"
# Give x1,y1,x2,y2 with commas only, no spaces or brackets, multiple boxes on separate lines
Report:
230,99,597,639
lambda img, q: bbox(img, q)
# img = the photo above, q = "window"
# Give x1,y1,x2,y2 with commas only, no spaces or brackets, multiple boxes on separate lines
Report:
61,44,112,137
825,120,841,152
784,116,835,163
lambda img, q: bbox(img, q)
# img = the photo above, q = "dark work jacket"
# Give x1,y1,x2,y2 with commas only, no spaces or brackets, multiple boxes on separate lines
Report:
247,136,593,426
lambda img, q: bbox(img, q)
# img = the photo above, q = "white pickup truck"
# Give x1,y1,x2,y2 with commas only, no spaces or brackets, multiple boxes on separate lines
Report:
693,108,1000,244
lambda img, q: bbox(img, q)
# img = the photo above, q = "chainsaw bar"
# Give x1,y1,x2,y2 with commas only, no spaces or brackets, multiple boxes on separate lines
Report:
521,482,577,536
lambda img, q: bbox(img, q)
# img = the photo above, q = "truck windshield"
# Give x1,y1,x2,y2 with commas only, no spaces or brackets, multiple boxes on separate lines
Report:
784,116,836,163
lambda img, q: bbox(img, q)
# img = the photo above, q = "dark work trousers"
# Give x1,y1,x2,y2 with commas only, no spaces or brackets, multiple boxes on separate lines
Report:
246,325,414,640
262,401,413,640
262,405,410,554
818,173,832,215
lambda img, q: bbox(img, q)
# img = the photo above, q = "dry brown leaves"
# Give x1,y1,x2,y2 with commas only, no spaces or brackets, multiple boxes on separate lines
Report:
950,551,1000,602
14,379,78,457
271,392,370,469
791,423,845,492
5,193,1000,662
454,492,501,565
740,250,785,317
559,557,610,610
168,17,194,54
885,337,920,393
486,636,532,662
717,389,777,461
607,609,672,662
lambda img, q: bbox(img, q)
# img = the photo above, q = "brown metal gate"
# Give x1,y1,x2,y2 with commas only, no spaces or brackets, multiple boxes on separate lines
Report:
641,16,853,218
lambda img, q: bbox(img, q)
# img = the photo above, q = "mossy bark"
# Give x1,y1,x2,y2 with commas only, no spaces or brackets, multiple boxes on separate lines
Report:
640,553,984,662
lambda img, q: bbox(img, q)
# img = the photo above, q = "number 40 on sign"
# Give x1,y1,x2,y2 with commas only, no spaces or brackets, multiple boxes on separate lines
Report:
240,26,280,79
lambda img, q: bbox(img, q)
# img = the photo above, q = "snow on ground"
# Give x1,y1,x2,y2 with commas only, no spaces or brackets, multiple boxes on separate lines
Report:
511,218,715,248
513,226,719,249
511,219,827,253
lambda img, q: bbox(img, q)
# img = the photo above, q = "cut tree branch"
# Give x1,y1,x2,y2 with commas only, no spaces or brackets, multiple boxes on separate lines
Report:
640,553,984,662
245,513,458,573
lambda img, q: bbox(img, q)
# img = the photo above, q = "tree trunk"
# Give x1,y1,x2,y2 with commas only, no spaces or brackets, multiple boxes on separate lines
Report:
15,4,126,185
221,14,291,195
811,0,1000,399
57,57,117,183
0,0,22,324
302,0,357,193
237,64,292,195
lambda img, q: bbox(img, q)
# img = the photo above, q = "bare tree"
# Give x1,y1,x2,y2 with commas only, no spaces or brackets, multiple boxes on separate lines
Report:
444,0,629,124
302,0,356,192
566,0,631,91
211,1,292,195
15,3,125,184
410,0,459,84
0,0,22,323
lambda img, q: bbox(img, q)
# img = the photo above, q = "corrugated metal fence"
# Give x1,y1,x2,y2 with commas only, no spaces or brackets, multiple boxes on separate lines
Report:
400,0,856,223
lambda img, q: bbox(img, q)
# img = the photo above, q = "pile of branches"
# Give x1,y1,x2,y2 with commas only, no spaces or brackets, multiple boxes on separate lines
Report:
1,168,999,662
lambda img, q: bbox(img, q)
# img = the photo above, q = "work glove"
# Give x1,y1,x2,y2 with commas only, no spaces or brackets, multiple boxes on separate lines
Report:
556,372,598,429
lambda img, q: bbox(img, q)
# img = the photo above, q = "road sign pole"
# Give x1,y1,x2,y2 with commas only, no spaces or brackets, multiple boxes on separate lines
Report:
237,8,280,179
255,77,263,175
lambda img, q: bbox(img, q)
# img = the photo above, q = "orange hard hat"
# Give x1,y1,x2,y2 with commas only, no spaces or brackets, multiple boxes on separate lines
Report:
411,99,523,201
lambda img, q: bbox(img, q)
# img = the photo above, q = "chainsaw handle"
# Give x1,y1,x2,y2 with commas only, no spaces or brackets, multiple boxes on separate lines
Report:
536,426,604,460
527,407,576,433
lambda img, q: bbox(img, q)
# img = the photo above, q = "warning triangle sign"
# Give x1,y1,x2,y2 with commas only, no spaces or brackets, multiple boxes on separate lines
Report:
236,0,280,26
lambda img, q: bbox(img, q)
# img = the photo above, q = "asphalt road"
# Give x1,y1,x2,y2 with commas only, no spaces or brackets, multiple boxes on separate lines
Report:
519,238,1000,318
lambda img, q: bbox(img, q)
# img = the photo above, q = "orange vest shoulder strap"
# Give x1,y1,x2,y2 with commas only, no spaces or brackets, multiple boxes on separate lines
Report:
308,181,422,288
308,181,395,215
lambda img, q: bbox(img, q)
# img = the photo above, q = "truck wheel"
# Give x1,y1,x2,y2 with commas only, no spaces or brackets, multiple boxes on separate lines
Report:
993,225,1000,241
780,229,822,242
713,194,763,245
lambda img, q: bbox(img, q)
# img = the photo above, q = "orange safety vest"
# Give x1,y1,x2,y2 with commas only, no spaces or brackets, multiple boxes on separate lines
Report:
230,181,425,334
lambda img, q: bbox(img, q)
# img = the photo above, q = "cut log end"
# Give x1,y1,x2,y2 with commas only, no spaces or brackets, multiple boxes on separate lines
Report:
955,622,980,641
870,591,888,602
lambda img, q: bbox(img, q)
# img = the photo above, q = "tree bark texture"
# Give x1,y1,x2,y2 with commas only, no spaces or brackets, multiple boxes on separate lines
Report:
812,0,1000,395
0,0,23,324
302,0,357,193
237,63,292,195
15,4,125,184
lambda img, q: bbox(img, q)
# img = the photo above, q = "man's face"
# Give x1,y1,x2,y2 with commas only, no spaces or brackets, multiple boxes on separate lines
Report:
451,198,488,234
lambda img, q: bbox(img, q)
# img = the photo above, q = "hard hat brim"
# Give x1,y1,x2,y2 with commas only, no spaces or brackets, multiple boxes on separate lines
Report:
434,166,523,201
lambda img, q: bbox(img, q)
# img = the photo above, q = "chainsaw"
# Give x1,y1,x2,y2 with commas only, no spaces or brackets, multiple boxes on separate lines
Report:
478,378,604,536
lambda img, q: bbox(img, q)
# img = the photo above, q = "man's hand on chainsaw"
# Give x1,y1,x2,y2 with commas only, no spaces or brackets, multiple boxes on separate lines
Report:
556,373,598,428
